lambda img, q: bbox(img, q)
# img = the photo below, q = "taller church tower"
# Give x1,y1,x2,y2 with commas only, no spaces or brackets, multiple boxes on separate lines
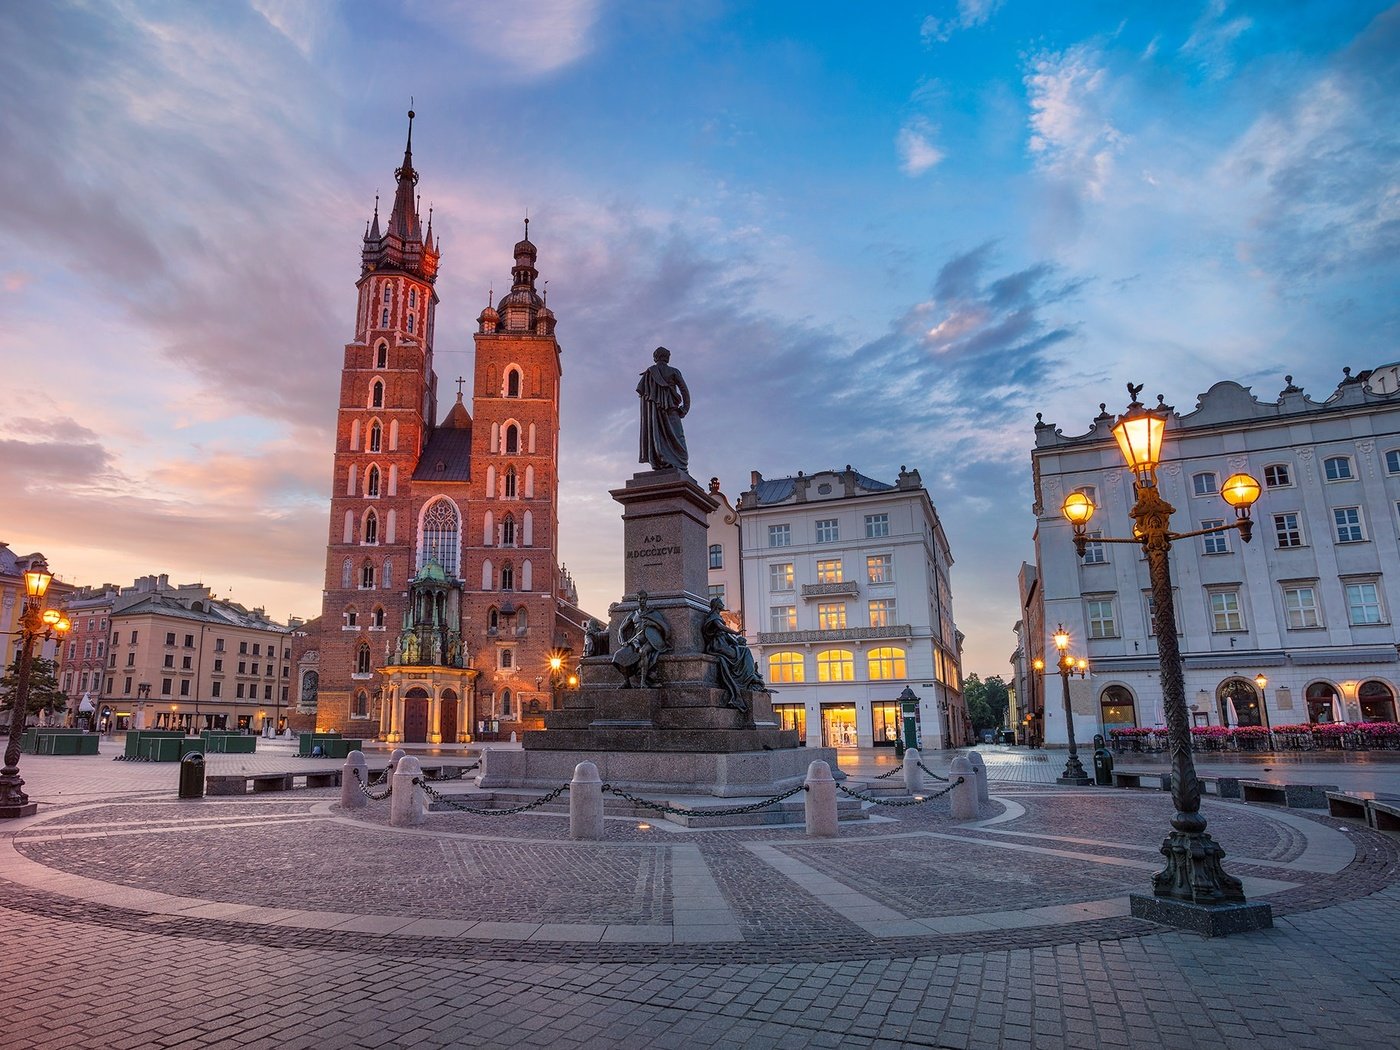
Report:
294,115,584,739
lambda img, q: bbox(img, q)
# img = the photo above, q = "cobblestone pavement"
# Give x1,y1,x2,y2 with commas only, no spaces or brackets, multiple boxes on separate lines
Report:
3,748,1399,1047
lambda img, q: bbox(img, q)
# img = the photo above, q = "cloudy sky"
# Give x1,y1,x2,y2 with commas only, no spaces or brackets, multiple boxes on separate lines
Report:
2,0,1396,678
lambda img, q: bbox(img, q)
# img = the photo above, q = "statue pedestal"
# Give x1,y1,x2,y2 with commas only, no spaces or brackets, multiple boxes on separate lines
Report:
512,466,822,794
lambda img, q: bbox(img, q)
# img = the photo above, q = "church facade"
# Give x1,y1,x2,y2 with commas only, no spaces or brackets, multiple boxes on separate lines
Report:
290,114,585,743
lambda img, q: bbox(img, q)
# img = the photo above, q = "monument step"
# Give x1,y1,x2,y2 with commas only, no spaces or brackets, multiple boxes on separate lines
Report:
523,726,799,753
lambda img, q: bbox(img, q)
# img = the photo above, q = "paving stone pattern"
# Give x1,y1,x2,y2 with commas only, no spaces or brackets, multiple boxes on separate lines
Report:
5,747,1400,1047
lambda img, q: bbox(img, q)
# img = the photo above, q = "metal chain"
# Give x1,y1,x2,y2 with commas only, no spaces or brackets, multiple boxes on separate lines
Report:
836,777,963,807
916,761,952,783
600,782,808,818
350,766,393,801
416,778,569,815
424,761,480,782
874,765,905,780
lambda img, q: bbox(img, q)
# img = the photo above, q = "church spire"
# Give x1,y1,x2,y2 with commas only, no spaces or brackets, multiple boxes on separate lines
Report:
360,108,440,283
388,109,421,242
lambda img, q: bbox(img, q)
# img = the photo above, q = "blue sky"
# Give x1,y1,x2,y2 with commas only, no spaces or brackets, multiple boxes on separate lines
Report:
1,0,1396,679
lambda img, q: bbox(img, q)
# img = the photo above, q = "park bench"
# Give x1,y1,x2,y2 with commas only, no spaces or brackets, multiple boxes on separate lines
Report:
1112,770,1170,790
1327,790,1374,822
1240,780,1336,809
205,770,346,795
1368,799,1400,832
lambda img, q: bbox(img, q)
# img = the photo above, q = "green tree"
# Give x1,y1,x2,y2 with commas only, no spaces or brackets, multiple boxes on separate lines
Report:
962,673,998,732
1,655,69,718
982,675,1010,726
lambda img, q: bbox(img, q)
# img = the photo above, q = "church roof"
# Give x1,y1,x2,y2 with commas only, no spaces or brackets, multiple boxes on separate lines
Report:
413,412,472,482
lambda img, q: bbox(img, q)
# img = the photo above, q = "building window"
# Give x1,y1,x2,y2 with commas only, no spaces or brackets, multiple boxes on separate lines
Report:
356,645,371,674
708,584,726,605
500,648,514,670
815,518,839,543
868,599,895,628
1386,449,1400,475
504,424,519,454
816,559,842,584
867,647,907,681
1323,455,1354,481
372,607,385,628
1283,586,1321,629
817,603,847,630
420,498,461,577
1081,531,1106,564
371,380,384,408
1273,513,1303,548
1263,464,1292,488
816,649,855,682
504,468,517,498
768,651,805,683
180,680,190,697
769,605,796,632
211,681,221,698
1334,507,1365,543
375,343,388,368
768,524,792,548
1209,590,1245,632
708,544,723,570
1201,520,1229,555
369,420,382,452
1191,472,1218,496
864,513,890,538
165,631,176,646
363,511,378,545
184,634,193,648
867,554,892,584
1345,582,1384,625
500,564,514,591
1359,681,1398,722
236,683,244,699
498,690,513,720
163,654,174,668
383,286,391,305
1086,599,1117,639
380,308,389,327
506,368,521,397
182,656,192,670
353,690,369,718
361,562,375,589
502,514,517,547
769,562,794,591
366,465,381,497
161,679,172,696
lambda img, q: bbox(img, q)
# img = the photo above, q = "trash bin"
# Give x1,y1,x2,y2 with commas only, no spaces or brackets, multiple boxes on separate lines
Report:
178,751,205,799
1092,733,1113,786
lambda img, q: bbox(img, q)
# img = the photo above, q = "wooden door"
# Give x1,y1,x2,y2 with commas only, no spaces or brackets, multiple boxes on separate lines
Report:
438,692,458,744
403,692,429,744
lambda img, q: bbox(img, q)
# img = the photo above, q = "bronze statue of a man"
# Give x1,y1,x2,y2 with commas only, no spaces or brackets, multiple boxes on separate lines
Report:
636,346,690,472
612,590,671,688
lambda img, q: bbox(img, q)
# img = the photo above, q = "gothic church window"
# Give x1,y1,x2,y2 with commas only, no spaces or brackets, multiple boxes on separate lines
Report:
382,559,393,589
383,286,391,305
381,308,390,327
407,314,415,333
364,510,379,545
376,343,388,368
353,690,369,717
372,607,385,628
419,499,461,577
371,380,384,408
505,468,517,498
505,424,519,454
361,562,375,589
369,420,382,452
342,559,353,589
356,644,371,675
501,563,515,591
367,466,381,497
408,288,416,309
506,368,521,397
502,514,516,547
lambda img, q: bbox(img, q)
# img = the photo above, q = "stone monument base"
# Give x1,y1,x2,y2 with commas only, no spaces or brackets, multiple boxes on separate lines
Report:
1128,893,1273,937
478,745,842,798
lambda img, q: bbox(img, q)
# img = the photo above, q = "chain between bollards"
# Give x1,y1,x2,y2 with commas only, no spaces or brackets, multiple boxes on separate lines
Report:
874,766,905,780
836,777,963,806
600,782,808,818
350,766,393,801
416,778,569,815
916,761,952,783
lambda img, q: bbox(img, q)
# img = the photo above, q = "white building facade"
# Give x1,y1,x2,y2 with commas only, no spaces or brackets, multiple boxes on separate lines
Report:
737,465,968,750
1031,367,1400,747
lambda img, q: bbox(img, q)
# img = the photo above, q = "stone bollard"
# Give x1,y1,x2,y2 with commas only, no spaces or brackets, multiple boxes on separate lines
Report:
902,748,923,795
387,747,407,779
390,755,426,827
340,750,369,810
949,755,979,821
804,760,838,837
965,751,990,804
570,761,604,841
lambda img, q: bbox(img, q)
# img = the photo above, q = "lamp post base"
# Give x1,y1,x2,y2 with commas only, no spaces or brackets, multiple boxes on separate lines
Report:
0,801,38,820
1129,893,1273,937
1057,754,1092,786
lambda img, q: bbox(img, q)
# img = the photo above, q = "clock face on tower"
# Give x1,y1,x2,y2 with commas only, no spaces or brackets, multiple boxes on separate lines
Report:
1364,364,1400,396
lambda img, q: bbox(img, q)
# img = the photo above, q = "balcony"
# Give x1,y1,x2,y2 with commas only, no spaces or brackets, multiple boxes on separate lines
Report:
800,580,860,600
758,624,913,645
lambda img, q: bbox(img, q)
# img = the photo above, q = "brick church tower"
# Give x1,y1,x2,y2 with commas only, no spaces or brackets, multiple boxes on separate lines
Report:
291,114,584,741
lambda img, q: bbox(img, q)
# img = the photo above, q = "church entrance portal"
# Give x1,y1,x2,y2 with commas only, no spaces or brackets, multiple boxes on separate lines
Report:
439,689,458,743
403,689,430,744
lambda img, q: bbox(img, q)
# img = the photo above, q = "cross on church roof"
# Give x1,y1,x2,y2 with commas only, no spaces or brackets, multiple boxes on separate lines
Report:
455,376,466,398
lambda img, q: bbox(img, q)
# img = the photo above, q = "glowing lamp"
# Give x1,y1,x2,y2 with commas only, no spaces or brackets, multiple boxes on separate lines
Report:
24,564,52,599
1111,403,1167,480
56,617,71,634
1061,491,1095,528
1032,658,1045,672
1255,673,1268,690
549,655,564,672
1221,473,1261,512
1053,626,1070,652
42,609,60,626
1077,658,1088,672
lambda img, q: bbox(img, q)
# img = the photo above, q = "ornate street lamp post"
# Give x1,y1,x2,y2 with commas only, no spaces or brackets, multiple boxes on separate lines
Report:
1061,385,1271,934
1,559,72,819
1048,626,1091,785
